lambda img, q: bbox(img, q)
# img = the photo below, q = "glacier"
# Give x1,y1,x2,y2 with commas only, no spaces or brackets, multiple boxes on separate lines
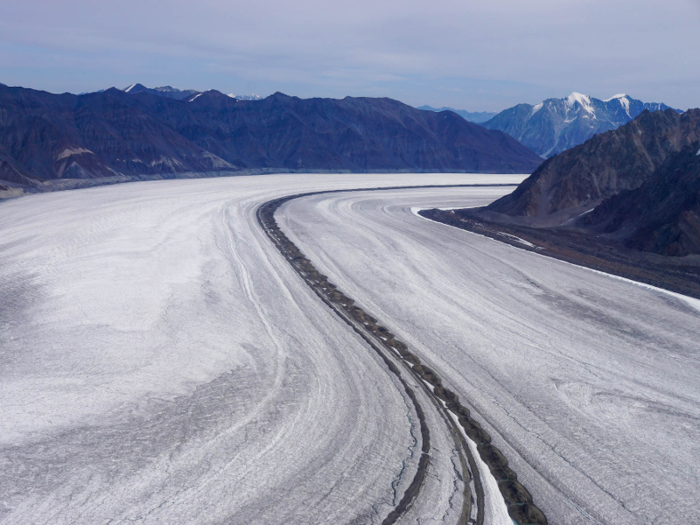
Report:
0,174,697,524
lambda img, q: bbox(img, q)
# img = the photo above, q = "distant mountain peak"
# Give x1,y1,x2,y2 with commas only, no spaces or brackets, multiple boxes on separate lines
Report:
566,92,590,104
123,83,146,93
483,92,681,157
565,92,595,114
417,105,498,124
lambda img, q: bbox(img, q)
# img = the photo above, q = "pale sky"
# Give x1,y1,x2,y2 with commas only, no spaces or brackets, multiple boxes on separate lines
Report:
1,0,699,111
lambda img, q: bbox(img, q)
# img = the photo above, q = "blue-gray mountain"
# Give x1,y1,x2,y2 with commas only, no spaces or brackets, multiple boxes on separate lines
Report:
0,84,542,191
417,106,497,124
482,93,681,158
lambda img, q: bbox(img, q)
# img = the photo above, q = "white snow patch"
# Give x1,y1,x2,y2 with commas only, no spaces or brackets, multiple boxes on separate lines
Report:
531,102,544,116
228,93,263,101
412,208,538,248
618,96,630,113
443,407,512,525
124,84,137,93
563,207,597,226
201,152,234,169
148,156,185,169
189,93,203,102
497,232,537,248
696,148,700,156
411,205,482,217
56,147,94,161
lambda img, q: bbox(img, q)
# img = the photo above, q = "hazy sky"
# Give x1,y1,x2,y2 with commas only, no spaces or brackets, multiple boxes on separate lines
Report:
1,0,699,111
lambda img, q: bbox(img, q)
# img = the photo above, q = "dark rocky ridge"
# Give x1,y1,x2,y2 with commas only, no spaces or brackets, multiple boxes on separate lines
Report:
0,84,542,193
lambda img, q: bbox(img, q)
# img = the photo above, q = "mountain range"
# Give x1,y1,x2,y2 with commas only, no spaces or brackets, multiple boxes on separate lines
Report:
417,106,497,124
0,84,542,190
482,93,681,158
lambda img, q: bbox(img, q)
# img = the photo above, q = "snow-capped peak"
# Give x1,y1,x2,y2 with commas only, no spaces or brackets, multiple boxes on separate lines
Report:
531,102,544,116
603,94,631,115
604,93,628,102
566,92,590,105
566,92,594,114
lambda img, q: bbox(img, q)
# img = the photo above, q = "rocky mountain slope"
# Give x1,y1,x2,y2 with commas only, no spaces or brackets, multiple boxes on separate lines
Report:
581,144,700,256
0,84,543,190
482,92,680,157
483,108,700,223
417,106,497,123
